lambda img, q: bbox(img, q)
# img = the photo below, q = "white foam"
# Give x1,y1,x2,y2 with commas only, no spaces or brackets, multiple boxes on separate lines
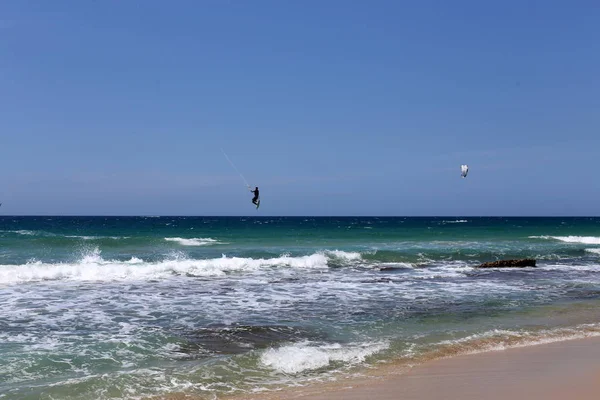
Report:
437,329,519,347
324,250,362,262
164,237,220,246
537,263,600,272
260,341,388,374
530,236,600,245
2,230,39,236
80,247,104,264
585,248,600,255
436,324,600,355
125,257,144,264
378,262,414,269
442,220,468,224
0,250,346,285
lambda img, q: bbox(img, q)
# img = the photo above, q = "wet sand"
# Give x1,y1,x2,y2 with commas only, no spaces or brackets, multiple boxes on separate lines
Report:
232,336,600,400
294,336,600,400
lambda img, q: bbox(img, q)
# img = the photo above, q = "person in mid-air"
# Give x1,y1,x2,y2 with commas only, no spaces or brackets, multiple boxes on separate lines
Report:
250,186,259,206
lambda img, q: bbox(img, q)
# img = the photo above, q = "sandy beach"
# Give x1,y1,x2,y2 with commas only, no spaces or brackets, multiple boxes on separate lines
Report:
234,336,600,400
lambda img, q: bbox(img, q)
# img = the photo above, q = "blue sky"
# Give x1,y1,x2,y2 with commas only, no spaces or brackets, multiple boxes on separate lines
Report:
1,0,599,216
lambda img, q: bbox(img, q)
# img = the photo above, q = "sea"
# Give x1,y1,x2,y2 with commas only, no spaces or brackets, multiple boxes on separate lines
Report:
1,216,600,399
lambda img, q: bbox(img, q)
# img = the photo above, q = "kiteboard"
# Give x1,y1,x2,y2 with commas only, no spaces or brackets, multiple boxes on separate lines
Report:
255,199,261,209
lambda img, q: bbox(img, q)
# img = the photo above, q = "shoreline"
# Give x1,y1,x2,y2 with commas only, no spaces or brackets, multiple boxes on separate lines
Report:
230,336,600,400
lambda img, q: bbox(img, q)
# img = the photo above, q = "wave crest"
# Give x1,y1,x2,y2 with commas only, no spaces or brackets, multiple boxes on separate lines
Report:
164,237,221,246
530,236,600,245
324,250,362,262
0,249,365,285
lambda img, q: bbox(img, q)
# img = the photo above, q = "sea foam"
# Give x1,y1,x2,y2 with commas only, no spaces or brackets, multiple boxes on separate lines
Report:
164,237,221,246
530,236,600,245
260,341,388,374
0,248,364,285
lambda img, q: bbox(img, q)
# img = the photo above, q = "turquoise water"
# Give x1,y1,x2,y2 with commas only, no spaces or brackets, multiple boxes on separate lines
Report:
1,217,600,399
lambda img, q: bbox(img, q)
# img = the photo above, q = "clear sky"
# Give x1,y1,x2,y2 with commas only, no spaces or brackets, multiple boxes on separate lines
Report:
1,0,599,216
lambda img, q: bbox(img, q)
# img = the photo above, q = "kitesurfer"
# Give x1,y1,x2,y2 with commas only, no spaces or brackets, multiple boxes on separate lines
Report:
250,186,259,206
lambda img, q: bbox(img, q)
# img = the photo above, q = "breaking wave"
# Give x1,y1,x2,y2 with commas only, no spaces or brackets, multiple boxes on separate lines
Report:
323,250,362,262
0,248,365,285
164,237,221,246
531,236,600,245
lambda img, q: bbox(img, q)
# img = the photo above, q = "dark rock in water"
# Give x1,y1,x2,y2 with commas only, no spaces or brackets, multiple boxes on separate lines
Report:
476,259,536,268
177,324,326,356
379,265,413,272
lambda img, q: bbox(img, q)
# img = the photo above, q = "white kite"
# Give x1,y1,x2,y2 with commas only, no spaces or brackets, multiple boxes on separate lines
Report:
460,164,469,178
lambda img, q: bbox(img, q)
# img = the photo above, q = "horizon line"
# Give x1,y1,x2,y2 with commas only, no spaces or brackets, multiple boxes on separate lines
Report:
1,215,599,218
